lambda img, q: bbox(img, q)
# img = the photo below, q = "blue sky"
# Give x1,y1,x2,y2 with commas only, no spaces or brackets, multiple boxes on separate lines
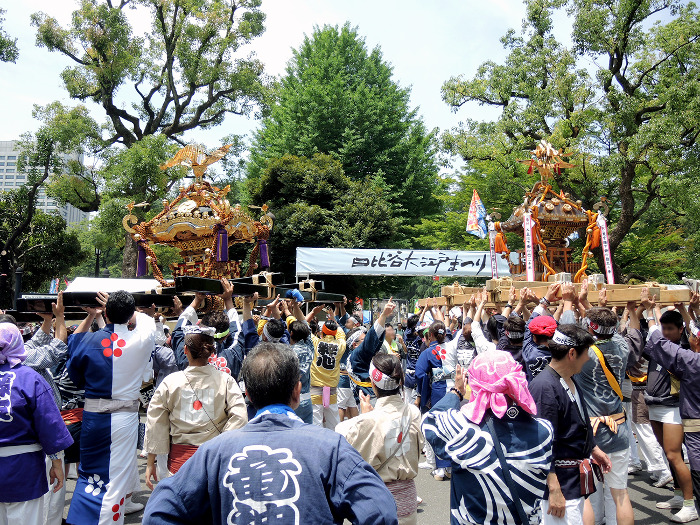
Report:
0,0,530,146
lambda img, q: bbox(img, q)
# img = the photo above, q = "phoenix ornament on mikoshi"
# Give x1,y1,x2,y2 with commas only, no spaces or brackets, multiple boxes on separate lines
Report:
159,143,233,181
518,139,575,182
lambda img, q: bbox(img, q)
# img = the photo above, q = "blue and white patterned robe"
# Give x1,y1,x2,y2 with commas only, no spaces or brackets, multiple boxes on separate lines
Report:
423,393,553,525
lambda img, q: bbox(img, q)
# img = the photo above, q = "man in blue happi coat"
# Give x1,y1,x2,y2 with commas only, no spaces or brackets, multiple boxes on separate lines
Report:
144,342,398,525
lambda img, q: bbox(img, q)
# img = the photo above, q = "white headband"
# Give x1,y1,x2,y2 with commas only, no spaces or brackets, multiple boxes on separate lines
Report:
369,362,400,390
505,330,524,340
347,327,367,348
183,324,215,337
263,322,281,343
690,321,700,338
552,330,577,347
583,317,617,335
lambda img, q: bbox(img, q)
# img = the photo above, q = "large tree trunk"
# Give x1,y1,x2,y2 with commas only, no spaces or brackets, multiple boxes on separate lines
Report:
598,160,637,284
595,247,626,284
122,234,138,278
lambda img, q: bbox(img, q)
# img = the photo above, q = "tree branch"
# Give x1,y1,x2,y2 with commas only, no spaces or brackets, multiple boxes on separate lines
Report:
632,35,700,91
1,145,53,256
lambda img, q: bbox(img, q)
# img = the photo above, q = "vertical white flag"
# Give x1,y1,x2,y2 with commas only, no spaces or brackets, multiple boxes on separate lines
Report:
488,223,498,278
523,212,536,281
596,214,615,284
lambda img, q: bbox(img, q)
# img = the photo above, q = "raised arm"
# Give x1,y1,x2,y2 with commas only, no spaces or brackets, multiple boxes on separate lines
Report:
306,304,324,323
242,292,257,323
53,292,67,342
466,295,476,321
627,294,641,331
376,297,397,329
240,293,260,349
264,295,282,320
179,293,205,326
221,277,235,312
561,283,575,316
578,278,592,315
620,306,630,332
473,290,487,325
74,310,97,335
291,300,306,326
675,302,692,335
553,303,564,323
418,304,427,323
689,292,700,323
503,286,517,318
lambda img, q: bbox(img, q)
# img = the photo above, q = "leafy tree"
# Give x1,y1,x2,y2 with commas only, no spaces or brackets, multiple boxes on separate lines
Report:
32,0,268,147
32,0,271,275
440,0,700,281
249,154,401,290
0,102,99,306
0,8,18,63
65,220,124,279
0,189,84,304
248,23,442,232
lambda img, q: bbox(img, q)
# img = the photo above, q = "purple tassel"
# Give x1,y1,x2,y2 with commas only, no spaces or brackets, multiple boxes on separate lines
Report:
136,243,148,277
259,239,270,270
216,227,229,262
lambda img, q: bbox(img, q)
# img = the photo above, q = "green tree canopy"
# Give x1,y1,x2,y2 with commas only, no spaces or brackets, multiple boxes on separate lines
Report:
0,8,18,63
248,23,442,232
0,189,84,303
32,0,269,147
440,0,700,281
32,0,272,275
0,102,99,305
250,154,401,287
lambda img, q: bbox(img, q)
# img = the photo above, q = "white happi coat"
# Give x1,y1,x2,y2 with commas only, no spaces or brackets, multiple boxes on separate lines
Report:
336,394,423,483
145,364,247,455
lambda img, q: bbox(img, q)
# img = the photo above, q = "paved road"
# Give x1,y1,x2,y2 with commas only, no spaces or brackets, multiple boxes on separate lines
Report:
62,457,681,524
412,465,680,524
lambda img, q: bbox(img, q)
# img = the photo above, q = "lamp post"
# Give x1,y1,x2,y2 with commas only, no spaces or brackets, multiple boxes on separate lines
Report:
13,267,23,310
0,250,8,310
95,248,101,278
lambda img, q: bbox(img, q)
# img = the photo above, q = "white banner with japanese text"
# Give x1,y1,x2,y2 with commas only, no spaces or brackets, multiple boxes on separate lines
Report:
296,248,511,277
488,225,499,278
596,214,615,284
523,213,536,281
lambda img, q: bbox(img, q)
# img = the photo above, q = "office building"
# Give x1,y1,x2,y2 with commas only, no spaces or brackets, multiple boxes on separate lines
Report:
0,140,89,226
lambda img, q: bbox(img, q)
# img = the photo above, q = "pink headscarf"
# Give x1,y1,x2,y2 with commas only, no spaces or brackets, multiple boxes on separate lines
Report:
0,323,27,367
462,351,537,424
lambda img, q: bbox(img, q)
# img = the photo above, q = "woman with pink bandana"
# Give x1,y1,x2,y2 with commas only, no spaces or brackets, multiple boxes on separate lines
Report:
422,350,554,525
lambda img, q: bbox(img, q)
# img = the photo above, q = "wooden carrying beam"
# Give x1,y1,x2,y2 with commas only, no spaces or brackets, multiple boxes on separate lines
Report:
659,288,692,304
417,297,448,307
440,284,482,297
600,287,660,306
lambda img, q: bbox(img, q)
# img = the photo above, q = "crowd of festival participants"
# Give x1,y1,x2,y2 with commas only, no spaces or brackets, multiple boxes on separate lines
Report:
2,276,700,525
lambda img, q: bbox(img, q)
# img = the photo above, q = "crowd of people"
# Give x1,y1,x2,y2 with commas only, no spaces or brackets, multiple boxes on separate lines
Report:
0,276,699,525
